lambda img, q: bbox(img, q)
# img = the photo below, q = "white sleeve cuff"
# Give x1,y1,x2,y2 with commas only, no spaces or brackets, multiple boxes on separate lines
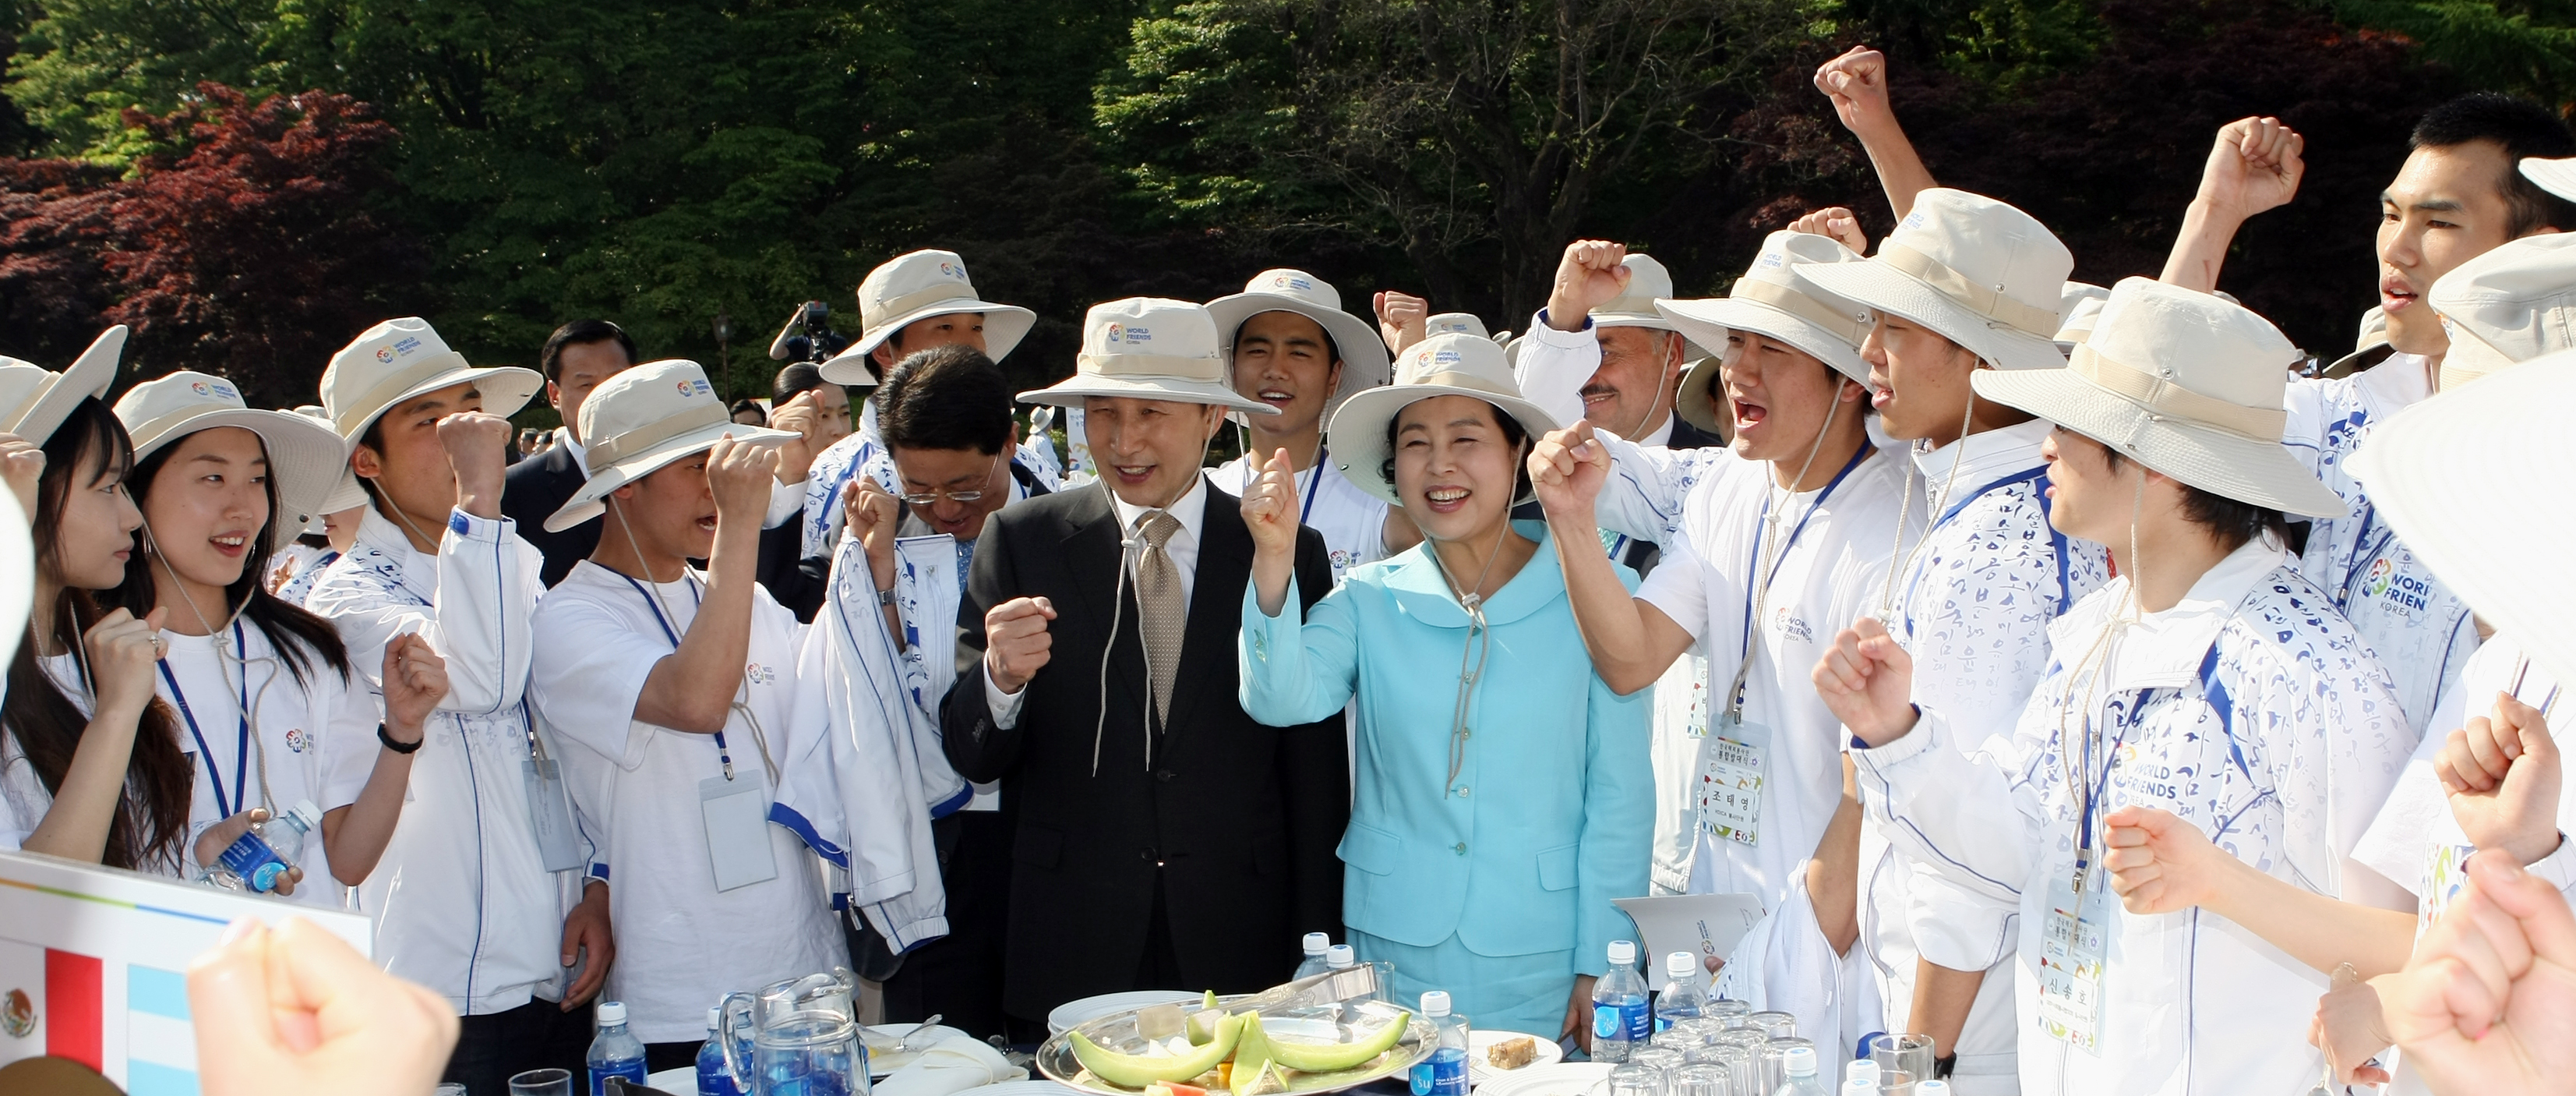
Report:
764,475,811,529
2525,833,2576,898
983,658,1026,730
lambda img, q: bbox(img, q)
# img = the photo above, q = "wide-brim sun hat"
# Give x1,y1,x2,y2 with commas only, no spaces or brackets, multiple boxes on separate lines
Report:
0,325,126,444
319,317,542,447
1326,331,1559,508
1582,252,1715,363
1803,188,2073,373
1971,277,2346,518
545,359,798,532
1654,231,1876,436
819,249,1036,387
1426,313,1489,340
2521,156,2576,205
1205,269,1395,418
290,405,370,530
2054,281,2112,352
115,371,350,549
2321,306,2393,380
2348,348,2576,681
1020,297,1278,416
2426,232,2576,389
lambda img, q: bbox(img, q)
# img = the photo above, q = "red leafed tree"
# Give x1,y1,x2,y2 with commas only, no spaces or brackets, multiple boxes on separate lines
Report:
97,84,425,408
0,159,121,364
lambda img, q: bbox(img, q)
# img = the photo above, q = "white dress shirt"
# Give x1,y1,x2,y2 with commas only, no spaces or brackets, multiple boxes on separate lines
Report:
985,474,1209,727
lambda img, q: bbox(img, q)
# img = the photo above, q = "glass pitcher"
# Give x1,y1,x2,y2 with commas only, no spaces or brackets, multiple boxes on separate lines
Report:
721,967,870,1096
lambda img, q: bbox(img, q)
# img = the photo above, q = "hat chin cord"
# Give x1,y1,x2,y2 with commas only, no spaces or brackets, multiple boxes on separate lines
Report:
610,498,775,786
1876,387,1981,619
1087,429,1216,778
139,514,289,834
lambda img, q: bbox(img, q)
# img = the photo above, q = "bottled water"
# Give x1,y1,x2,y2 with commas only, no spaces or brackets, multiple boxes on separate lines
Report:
209,800,322,893
1325,943,1357,971
1590,941,1650,1063
1294,932,1333,980
587,1000,648,1095
1843,1060,1878,1091
1407,991,1470,1096
1773,1045,1830,1096
1654,952,1703,1033
698,1006,742,1096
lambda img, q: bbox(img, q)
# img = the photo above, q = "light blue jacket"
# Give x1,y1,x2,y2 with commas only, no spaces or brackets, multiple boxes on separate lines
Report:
1238,521,1653,975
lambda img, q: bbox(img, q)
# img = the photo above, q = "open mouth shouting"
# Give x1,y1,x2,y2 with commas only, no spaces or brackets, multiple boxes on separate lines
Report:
1256,387,1297,412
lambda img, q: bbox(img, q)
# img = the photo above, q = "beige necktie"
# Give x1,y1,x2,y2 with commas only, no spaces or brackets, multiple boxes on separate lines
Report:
1133,510,1186,734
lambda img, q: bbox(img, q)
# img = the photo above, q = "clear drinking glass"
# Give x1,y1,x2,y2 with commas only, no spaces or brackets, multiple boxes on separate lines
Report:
1877,1068,1918,1095
1871,1033,1936,1088
1652,1024,1703,1050
436,1086,469,1096
1745,1011,1796,1040
1670,1063,1732,1096
508,1069,573,1096
1756,1037,1814,1096
1608,1062,1668,1096
1703,999,1752,1028
1633,1045,1688,1076
1710,1029,1768,1052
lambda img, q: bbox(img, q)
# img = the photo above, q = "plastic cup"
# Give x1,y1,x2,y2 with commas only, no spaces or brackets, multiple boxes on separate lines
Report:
1869,1033,1936,1087
1609,1062,1667,1096
1671,1063,1732,1096
509,1069,573,1096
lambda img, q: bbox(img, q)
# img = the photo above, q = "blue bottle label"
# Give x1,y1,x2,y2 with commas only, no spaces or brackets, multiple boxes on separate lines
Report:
697,1051,741,1096
1593,1003,1621,1040
590,1061,647,1095
217,832,283,888
1429,1048,1468,1096
1621,999,1650,1041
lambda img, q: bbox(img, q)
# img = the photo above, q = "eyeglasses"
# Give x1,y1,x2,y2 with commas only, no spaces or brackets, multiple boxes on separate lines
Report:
897,456,1004,507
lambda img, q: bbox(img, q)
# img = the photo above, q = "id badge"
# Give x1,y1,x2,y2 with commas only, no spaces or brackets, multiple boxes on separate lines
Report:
522,758,583,872
1696,714,1767,847
2037,863,2111,1050
698,775,779,893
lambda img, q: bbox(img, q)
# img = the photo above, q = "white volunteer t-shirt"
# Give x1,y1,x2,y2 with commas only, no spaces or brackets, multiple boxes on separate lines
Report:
530,561,846,1044
1207,452,1388,584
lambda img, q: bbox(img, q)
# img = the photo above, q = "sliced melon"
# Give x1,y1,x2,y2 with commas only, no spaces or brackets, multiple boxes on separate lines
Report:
1265,1010,1412,1073
1227,1013,1273,1096
1074,1015,1245,1088
1186,992,1225,1045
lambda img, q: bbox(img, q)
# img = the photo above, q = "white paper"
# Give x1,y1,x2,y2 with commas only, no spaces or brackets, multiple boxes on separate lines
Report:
1614,893,1766,991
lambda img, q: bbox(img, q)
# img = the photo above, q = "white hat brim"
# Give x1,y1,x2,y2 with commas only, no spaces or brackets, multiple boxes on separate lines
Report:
2348,349,2576,679
1584,310,1716,366
1971,369,2347,518
1205,292,1396,411
1674,356,1727,435
341,362,544,446
1655,298,1868,383
1805,262,2063,372
10,326,126,444
1018,373,1279,416
827,302,1039,384
1325,384,1561,508
2523,157,2576,204
544,422,799,533
130,408,351,550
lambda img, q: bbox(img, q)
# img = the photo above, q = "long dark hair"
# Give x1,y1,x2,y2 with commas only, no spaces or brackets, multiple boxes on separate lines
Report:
109,424,351,688
4,398,192,870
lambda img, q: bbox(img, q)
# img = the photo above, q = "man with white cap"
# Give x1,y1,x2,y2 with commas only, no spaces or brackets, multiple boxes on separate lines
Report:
2159,97,2576,743
938,298,1348,1031
1793,188,2112,1089
302,317,616,1087
528,359,884,1064
1816,278,2412,1096
1203,268,1407,582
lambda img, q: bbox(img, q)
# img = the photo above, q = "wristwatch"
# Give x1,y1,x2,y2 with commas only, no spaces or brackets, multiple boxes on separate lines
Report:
877,587,898,606
376,722,423,755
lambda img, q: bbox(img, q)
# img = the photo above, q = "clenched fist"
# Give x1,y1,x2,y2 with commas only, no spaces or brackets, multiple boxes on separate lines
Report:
1240,448,1302,560
1546,242,1632,331
437,412,514,520
769,391,830,483
847,476,900,591
88,606,170,720
1788,207,1868,256
983,596,1057,695
1527,420,1610,521
707,435,781,529
1814,47,1895,137
379,632,450,741
1374,291,1431,354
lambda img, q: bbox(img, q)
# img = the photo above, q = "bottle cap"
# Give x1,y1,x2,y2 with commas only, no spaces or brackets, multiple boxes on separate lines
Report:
1607,940,1636,966
1783,1047,1816,1077
287,799,323,829
1304,932,1331,956
1916,1083,1950,1095
1664,952,1696,979
1420,991,1452,1018
598,1000,626,1025
1847,1061,1879,1085
708,1006,722,1029
1325,944,1356,968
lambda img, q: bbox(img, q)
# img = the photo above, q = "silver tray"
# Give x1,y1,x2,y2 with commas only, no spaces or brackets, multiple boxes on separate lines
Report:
1036,998,1432,1096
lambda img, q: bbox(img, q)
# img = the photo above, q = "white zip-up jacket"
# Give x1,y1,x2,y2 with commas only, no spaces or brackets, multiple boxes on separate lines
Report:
305,506,596,1016
1854,538,2413,1096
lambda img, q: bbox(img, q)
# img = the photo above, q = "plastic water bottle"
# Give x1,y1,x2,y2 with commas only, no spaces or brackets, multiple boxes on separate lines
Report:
1293,932,1333,979
1773,1045,1830,1096
1654,952,1703,1033
1407,991,1471,1096
1842,1060,1878,1091
208,800,322,893
1591,940,1650,1063
697,1006,741,1096
1325,943,1357,971
587,1000,648,1095
1915,1081,1950,1095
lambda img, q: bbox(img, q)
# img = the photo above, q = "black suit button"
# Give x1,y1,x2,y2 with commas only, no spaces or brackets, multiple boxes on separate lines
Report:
1156,769,1177,782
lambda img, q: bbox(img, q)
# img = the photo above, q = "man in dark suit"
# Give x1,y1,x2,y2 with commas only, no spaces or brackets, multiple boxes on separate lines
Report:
940,298,1347,1034
503,319,637,585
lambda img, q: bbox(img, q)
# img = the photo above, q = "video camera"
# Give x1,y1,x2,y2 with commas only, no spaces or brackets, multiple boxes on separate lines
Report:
769,300,852,364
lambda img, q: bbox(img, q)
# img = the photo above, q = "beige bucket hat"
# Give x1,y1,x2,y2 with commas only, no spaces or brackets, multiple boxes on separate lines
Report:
2426,232,2576,388
819,249,1036,387
1803,189,2073,372
2348,348,2576,678
1576,253,1714,363
1656,231,1876,435
114,372,348,546
544,359,798,532
319,317,542,445
0,325,126,445
1020,298,1277,415
289,405,369,532
2054,282,2112,351
1426,313,1489,340
1971,278,2346,518
2320,306,2394,380
1326,332,1560,507
1205,270,1395,415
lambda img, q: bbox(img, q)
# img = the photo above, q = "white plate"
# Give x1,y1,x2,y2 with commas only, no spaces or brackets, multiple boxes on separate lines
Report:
1046,989,1205,1036
1466,1030,1565,1084
644,1067,697,1092
956,1083,1086,1096
1473,1061,1610,1096
863,1023,972,1074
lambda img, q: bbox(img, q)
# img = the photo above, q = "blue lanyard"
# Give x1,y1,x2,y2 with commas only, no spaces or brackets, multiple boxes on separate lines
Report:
1299,449,1325,525
1733,443,1874,684
618,571,739,778
159,623,250,819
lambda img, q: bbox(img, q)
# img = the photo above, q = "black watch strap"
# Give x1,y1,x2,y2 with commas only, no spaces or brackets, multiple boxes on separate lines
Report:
1935,1053,1957,1079
377,722,423,755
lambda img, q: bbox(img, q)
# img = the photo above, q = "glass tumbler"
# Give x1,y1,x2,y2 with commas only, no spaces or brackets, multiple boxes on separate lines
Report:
1670,1063,1732,1096
1745,1011,1796,1040
1608,1062,1668,1096
1756,1037,1815,1096
508,1069,573,1096
1871,1033,1936,1087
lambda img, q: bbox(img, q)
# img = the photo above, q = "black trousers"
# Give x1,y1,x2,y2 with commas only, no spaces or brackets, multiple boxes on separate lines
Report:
879,810,1016,1041
443,997,596,1095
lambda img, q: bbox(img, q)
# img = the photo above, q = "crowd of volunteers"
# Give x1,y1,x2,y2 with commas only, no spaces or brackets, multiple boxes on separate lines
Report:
13,44,2576,1096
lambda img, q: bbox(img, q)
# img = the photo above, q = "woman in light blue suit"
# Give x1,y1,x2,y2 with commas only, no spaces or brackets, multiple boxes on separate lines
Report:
1237,332,1652,1041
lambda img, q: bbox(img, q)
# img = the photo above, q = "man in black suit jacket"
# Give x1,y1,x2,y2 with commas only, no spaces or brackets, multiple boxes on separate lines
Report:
940,298,1347,1031
503,320,637,585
